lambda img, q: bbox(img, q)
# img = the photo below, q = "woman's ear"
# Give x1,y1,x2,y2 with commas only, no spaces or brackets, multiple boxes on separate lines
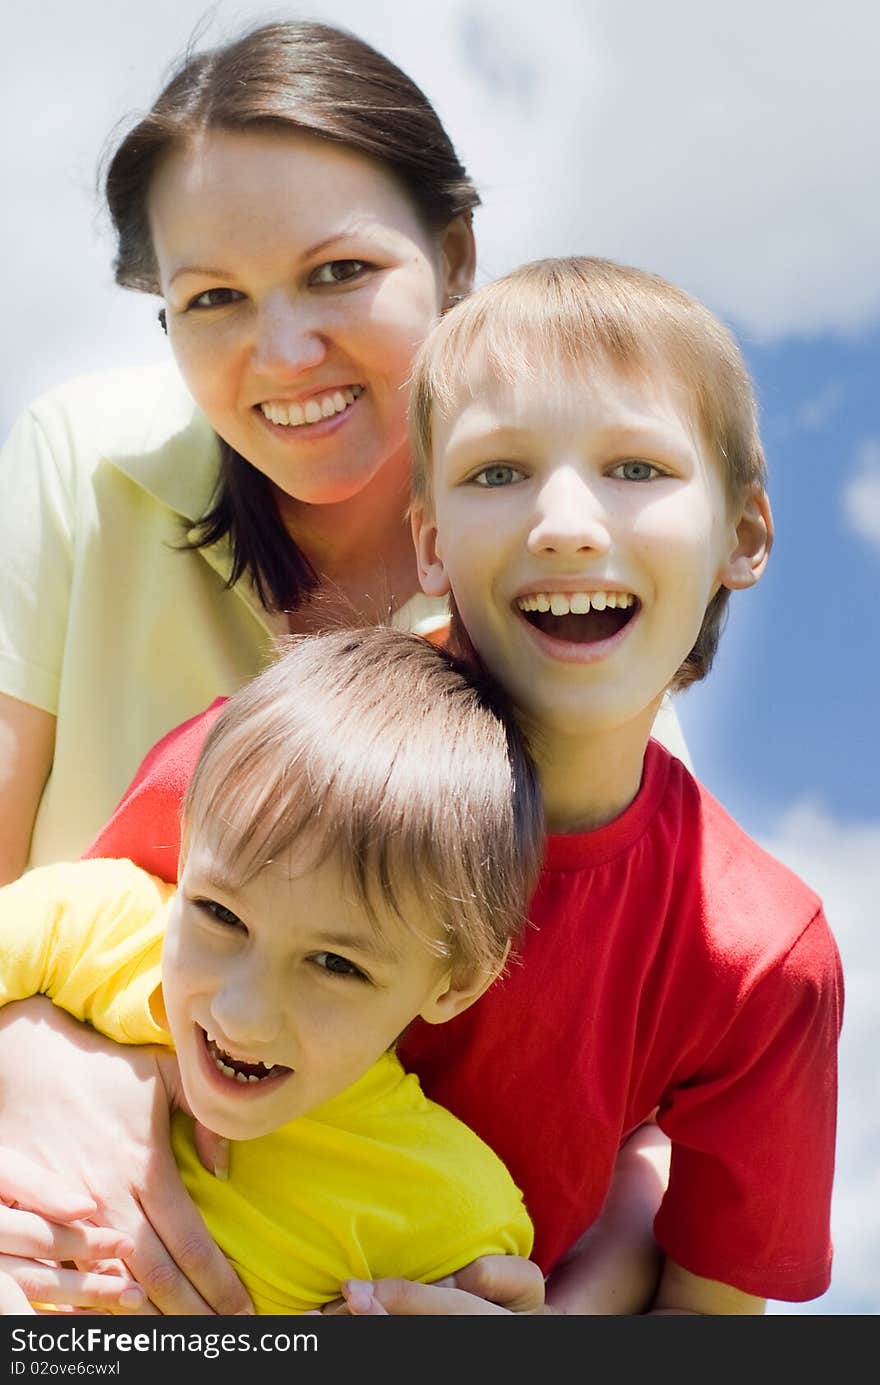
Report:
438,213,476,305
410,505,451,598
720,487,774,591
419,944,511,1027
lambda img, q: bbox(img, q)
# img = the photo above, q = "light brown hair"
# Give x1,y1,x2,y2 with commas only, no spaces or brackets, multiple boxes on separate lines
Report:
409,256,769,689
180,626,544,978
102,20,480,613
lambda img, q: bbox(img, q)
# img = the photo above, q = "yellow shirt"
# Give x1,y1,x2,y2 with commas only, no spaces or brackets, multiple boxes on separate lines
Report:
0,858,534,1313
0,365,448,868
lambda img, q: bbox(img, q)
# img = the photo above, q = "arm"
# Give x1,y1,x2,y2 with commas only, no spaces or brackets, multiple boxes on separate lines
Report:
0,998,252,1315
650,1260,765,1315
0,863,251,1314
545,1119,668,1314
0,693,55,885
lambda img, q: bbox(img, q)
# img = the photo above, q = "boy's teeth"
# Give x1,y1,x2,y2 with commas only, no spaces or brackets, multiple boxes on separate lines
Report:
260,385,363,427
207,1036,275,1083
517,591,634,615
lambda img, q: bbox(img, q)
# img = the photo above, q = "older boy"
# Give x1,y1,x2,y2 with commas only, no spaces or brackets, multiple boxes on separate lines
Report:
387,256,840,1315
24,258,843,1315
0,626,541,1314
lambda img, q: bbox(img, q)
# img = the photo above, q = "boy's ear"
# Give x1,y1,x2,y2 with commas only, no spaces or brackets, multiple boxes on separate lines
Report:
438,213,476,304
411,505,451,599
719,487,774,591
418,944,511,1027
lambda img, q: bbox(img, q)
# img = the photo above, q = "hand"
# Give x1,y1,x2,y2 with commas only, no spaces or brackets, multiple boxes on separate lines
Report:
0,999,252,1315
322,1255,548,1316
0,1148,146,1315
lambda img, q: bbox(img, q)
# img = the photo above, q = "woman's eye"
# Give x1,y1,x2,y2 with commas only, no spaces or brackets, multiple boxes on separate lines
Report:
309,260,369,286
472,464,525,488
312,951,368,981
186,288,244,311
198,899,244,928
610,459,664,482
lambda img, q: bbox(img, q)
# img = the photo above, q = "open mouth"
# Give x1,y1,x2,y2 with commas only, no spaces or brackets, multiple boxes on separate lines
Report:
258,385,363,429
203,1029,291,1085
516,591,638,644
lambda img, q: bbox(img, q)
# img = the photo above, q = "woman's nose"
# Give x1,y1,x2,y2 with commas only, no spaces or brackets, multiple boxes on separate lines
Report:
251,296,327,378
527,467,612,557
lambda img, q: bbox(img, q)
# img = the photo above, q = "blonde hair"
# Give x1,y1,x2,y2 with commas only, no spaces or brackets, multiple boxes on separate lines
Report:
409,256,769,689
180,626,544,977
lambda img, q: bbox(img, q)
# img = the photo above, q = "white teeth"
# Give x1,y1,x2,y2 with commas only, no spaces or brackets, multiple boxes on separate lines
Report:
260,385,362,428
517,591,635,616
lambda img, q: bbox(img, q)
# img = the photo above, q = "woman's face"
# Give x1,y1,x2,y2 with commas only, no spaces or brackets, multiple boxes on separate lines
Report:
149,128,473,508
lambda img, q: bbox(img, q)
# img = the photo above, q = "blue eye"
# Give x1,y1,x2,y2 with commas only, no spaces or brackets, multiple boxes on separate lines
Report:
313,952,368,981
310,260,369,286
186,288,245,311
611,460,663,482
472,464,524,488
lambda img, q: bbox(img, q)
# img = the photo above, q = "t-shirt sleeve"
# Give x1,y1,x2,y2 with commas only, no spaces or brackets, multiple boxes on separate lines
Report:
83,697,228,882
0,405,75,714
654,907,843,1301
0,858,173,1046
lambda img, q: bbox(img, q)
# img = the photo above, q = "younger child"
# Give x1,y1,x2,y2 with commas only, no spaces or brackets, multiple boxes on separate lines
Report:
0,626,542,1314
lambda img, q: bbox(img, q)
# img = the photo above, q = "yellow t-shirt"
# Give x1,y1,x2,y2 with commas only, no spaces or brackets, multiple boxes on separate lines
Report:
0,858,534,1313
0,364,449,868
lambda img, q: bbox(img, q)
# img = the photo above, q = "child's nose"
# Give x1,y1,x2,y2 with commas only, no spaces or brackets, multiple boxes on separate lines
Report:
210,969,285,1048
527,467,611,557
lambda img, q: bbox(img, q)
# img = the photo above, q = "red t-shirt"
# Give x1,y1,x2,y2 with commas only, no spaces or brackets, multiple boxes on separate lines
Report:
86,712,842,1301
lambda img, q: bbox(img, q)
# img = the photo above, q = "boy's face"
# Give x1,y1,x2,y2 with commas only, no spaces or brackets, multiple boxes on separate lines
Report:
160,839,465,1140
414,356,751,742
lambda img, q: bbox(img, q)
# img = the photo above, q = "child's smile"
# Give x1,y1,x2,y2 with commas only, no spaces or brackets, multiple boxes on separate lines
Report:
514,586,639,657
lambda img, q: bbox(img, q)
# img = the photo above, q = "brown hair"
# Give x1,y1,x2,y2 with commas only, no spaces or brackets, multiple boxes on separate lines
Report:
180,626,544,979
103,20,480,612
409,256,769,689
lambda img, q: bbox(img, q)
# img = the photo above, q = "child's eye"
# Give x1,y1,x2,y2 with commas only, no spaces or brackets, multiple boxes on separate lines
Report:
197,899,245,929
312,951,368,981
609,459,665,482
471,463,526,488
185,288,245,311
309,260,370,286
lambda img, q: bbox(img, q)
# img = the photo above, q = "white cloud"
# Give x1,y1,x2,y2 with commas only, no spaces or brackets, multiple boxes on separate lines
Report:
4,0,880,436
759,801,880,1314
843,441,880,550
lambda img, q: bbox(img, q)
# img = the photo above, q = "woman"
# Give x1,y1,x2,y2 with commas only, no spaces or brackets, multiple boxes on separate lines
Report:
0,19,674,1314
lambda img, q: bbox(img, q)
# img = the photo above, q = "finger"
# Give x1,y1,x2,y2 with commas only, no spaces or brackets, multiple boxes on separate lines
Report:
0,1148,97,1224
192,1123,229,1180
0,1207,133,1264
444,1254,546,1313
345,1276,514,1316
340,1281,388,1316
131,1160,253,1315
0,1272,36,1314
1,1256,148,1314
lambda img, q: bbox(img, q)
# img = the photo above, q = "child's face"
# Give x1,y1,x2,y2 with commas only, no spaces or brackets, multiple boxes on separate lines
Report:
160,838,458,1140
414,357,744,742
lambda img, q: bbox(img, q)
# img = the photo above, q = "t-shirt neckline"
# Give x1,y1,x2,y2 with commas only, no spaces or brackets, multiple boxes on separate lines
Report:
541,739,673,871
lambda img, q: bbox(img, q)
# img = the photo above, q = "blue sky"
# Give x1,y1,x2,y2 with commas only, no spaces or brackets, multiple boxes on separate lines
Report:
3,0,877,1315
